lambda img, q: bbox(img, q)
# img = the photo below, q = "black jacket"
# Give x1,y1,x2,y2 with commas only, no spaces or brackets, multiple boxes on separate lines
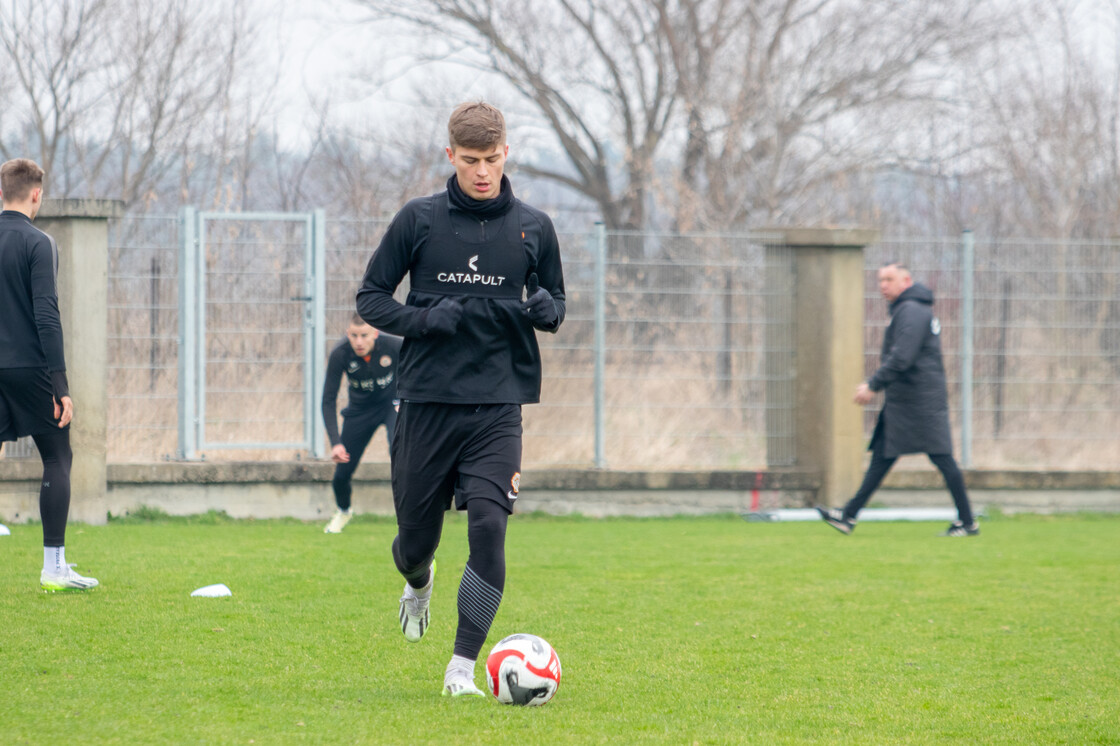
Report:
0,210,68,397
356,188,565,404
866,283,953,458
320,333,402,446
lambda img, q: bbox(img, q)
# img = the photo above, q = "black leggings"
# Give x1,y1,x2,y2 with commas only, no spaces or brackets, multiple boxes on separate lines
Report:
843,440,974,525
392,498,509,660
332,409,395,511
32,428,73,547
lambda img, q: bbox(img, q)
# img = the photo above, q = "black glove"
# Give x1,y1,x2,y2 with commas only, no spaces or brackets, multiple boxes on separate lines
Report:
421,297,465,336
521,273,557,328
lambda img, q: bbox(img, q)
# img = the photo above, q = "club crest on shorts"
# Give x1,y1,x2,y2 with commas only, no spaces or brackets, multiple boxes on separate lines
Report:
507,472,521,500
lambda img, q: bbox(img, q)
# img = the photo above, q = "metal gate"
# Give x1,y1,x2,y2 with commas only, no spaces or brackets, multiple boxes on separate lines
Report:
178,208,326,460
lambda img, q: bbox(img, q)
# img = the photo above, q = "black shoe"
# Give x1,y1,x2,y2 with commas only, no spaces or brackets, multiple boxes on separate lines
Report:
816,506,854,535
941,520,980,537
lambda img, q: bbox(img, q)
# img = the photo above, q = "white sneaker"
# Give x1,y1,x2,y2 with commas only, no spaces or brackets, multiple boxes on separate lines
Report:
41,564,99,592
324,509,353,534
399,560,435,642
442,670,485,698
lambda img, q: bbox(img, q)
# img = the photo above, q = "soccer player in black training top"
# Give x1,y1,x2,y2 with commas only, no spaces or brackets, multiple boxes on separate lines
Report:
0,158,98,591
357,102,565,697
321,314,401,533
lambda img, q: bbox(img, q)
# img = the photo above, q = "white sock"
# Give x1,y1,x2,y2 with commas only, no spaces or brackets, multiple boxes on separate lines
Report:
411,567,434,600
44,546,65,574
445,654,475,681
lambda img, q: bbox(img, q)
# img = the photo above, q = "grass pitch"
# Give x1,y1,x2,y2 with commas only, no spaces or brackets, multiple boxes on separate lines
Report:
1,511,1117,745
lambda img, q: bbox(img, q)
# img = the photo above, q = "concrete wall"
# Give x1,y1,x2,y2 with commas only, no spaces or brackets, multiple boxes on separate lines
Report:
3,214,1115,525
1,461,1115,523
0,462,820,521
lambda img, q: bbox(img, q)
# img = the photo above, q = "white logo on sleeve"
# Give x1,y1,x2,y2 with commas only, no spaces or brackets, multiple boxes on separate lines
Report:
931,317,941,335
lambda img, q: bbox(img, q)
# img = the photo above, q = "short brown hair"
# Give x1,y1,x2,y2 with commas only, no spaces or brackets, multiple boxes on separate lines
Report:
0,158,45,203
448,102,506,151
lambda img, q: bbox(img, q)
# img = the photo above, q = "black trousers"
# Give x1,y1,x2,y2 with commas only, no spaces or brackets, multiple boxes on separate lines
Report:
331,406,396,511
843,436,974,525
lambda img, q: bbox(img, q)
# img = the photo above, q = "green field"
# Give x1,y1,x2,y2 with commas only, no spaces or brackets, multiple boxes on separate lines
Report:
1,511,1117,745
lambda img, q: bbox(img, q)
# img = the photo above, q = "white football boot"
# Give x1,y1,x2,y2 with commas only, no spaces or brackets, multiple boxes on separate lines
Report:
399,560,435,642
324,509,353,534
41,564,99,592
442,661,485,698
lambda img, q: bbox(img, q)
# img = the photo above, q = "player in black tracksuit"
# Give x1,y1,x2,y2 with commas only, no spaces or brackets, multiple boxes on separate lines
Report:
356,102,565,698
0,158,97,591
320,316,401,533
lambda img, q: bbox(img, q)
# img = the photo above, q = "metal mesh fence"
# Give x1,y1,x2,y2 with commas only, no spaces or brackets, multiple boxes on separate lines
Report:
319,223,793,469
107,215,180,461
321,217,394,464
6,215,1115,472
193,215,314,453
547,230,795,469
868,236,1120,470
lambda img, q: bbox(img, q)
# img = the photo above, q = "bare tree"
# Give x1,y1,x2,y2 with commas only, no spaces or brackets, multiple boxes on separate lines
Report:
0,0,112,191
664,0,1019,229
0,0,275,210
349,0,682,230
970,0,1120,238
348,0,1014,231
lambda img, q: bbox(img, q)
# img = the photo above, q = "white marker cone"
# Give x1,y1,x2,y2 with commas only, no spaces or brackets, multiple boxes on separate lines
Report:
190,583,232,597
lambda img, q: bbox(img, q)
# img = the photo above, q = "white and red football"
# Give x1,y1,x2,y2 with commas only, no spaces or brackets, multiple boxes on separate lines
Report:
485,633,562,706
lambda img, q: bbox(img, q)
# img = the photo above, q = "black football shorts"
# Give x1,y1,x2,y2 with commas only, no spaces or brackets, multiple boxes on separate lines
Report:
0,367,63,441
390,401,522,529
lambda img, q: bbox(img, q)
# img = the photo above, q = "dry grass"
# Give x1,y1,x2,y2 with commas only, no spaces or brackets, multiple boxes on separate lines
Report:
6,219,1099,471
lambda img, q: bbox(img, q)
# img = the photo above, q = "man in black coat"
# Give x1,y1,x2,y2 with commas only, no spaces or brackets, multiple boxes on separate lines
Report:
817,262,978,537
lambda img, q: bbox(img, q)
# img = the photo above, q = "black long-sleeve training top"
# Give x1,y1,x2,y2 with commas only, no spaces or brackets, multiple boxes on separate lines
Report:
320,333,402,446
0,210,69,396
356,183,565,404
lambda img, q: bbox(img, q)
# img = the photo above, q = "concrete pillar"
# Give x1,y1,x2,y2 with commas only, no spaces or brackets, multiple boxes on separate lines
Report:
35,199,124,526
766,228,878,505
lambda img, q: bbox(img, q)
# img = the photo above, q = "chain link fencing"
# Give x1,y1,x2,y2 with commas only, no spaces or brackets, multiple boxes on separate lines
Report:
4,216,1115,472
865,235,1120,471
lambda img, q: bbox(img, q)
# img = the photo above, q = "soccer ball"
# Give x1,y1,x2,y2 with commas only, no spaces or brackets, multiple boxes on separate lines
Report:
485,633,562,706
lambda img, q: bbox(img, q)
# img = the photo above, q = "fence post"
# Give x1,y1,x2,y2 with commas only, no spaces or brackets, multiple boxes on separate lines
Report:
768,227,878,505
177,207,199,460
35,199,124,525
960,230,974,467
309,209,327,459
594,222,607,469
